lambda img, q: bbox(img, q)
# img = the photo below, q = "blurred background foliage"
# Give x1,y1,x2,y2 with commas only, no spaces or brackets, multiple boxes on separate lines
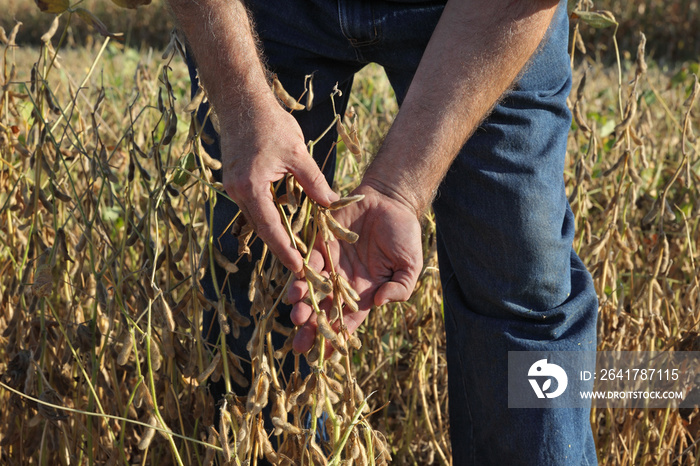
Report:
0,0,698,63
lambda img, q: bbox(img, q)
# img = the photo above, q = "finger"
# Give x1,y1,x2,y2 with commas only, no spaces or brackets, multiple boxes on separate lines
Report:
374,268,419,307
290,301,313,327
288,156,338,207
293,316,317,354
291,282,333,327
287,248,325,304
287,281,309,309
246,186,304,274
341,309,371,336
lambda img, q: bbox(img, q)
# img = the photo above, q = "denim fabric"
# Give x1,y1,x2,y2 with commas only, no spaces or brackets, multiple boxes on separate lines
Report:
186,0,599,464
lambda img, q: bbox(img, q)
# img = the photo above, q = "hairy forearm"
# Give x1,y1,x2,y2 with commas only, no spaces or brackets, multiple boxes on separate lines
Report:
166,0,275,125
363,0,560,215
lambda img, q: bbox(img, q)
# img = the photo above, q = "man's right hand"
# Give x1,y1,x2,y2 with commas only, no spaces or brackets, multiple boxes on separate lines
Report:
167,0,336,275
219,96,337,275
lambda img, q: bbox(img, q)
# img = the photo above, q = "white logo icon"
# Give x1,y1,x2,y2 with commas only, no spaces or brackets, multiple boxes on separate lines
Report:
528,359,568,399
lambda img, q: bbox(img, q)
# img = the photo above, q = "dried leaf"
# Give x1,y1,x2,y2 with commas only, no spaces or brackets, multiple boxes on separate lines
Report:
75,8,122,38
34,0,69,14
572,10,618,29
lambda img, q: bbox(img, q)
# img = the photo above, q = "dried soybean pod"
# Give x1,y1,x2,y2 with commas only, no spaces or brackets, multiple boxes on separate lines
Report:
323,210,359,243
198,145,222,170
286,174,298,213
287,378,308,409
202,427,217,466
184,86,205,113
257,420,279,464
328,292,342,322
117,331,134,366
303,264,333,295
323,373,344,397
160,325,176,359
212,247,239,274
8,21,21,46
164,379,179,421
37,188,54,211
340,287,360,313
336,118,361,155
296,374,317,407
273,75,305,111
155,248,167,271
149,336,162,372
336,273,360,301
224,349,249,388
328,194,365,210
274,330,296,359
310,441,328,466
316,312,337,343
347,333,362,350
375,432,392,463
128,151,135,182
50,181,72,203
225,299,251,328
349,431,361,460
306,335,322,365
160,296,176,332
162,109,178,145
197,352,221,384
44,87,61,115
219,404,232,461
573,101,591,133
291,196,309,234
137,414,157,450
317,209,335,243
55,228,71,263
328,335,348,357
272,416,302,435
293,234,308,255
171,227,190,263
216,299,231,335
133,152,152,181
166,203,186,234
330,360,346,376
247,371,270,415
324,383,340,405
305,72,315,110
126,214,146,247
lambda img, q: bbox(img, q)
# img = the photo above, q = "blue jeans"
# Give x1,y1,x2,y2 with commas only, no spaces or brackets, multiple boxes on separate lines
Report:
187,0,599,464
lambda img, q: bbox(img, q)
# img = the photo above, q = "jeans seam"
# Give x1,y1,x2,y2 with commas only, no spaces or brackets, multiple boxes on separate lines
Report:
336,0,381,49
443,271,476,465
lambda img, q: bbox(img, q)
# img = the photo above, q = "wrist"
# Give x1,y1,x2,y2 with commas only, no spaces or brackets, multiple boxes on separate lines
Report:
358,175,426,219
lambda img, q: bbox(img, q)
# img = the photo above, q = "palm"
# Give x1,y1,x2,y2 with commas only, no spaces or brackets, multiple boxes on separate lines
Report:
289,185,423,352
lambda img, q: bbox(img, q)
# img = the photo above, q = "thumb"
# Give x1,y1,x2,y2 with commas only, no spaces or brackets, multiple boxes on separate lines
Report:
289,157,338,207
374,270,418,307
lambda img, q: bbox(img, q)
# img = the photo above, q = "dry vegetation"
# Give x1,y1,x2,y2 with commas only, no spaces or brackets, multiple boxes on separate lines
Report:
0,2,699,465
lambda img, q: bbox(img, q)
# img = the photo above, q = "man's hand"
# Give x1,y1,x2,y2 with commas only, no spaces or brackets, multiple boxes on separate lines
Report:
166,0,337,275
220,97,337,275
287,184,423,353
